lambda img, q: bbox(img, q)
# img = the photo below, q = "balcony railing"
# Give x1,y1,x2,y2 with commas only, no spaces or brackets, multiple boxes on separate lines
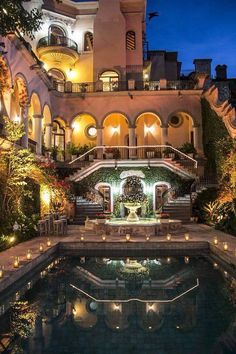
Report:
53,79,196,93
37,36,78,52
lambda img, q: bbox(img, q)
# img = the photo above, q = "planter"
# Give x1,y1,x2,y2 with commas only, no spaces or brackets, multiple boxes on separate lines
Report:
105,153,113,159
124,203,141,222
169,153,175,159
96,219,107,224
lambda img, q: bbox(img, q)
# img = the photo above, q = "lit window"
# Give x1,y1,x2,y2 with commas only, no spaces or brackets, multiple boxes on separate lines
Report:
84,32,93,51
86,124,97,139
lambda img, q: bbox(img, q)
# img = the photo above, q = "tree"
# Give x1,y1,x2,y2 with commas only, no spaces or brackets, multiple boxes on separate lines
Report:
0,0,42,39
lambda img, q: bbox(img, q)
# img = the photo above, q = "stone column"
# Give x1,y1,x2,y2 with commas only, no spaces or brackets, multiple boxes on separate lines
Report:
20,104,29,149
44,123,52,149
193,125,201,152
34,114,43,154
65,125,72,145
161,125,169,145
97,127,103,159
129,126,136,158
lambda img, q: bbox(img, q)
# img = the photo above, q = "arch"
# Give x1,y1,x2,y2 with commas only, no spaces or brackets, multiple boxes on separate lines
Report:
71,113,97,147
152,181,171,211
48,68,66,82
71,111,98,127
167,111,196,148
52,117,66,160
84,31,93,51
48,24,66,45
99,70,120,92
14,73,29,106
167,110,198,127
95,182,113,212
42,104,52,125
29,92,42,116
126,30,136,51
103,112,129,147
135,112,162,147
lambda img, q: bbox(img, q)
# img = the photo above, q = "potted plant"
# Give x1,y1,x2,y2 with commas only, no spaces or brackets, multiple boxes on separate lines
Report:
105,147,114,159
50,145,59,161
66,142,78,161
163,143,173,158
179,142,196,158
79,83,88,93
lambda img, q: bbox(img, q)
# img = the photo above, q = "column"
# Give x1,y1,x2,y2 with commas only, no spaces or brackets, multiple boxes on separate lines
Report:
193,125,201,153
20,105,29,148
129,126,136,158
161,125,169,145
44,123,52,149
34,114,43,155
97,127,103,159
65,125,72,145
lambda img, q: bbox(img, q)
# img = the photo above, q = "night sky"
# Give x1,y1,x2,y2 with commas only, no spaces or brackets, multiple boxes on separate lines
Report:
146,0,236,78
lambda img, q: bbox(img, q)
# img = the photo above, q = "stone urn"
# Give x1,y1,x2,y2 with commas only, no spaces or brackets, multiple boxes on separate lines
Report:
124,203,141,222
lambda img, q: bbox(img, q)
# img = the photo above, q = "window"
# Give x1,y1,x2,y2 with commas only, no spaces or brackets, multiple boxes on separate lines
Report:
169,115,183,127
84,31,93,51
85,124,97,139
99,71,119,92
126,31,136,51
52,120,65,160
48,68,65,82
49,25,66,45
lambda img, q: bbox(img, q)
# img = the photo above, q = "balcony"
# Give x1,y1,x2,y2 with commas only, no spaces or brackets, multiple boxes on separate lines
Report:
36,36,79,65
53,79,197,93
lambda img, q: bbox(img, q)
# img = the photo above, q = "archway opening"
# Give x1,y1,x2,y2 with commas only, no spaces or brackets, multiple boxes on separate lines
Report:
99,71,119,92
71,114,97,150
52,118,65,161
103,113,129,148
136,113,162,146
168,112,194,149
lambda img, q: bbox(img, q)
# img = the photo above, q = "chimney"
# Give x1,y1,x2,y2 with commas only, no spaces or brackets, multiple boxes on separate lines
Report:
215,65,227,80
193,59,212,77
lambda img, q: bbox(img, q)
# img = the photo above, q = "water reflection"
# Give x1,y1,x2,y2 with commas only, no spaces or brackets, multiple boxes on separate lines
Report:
0,257,236,354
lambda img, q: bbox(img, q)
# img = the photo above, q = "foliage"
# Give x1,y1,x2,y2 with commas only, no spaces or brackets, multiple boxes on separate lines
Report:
0,56,10,93
179,142,196,154
66,142,79,156
0,0,42,39
118,176,147,204
10,301,37,339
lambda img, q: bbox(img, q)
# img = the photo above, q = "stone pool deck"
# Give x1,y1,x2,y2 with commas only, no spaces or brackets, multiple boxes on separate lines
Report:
0,223,236,294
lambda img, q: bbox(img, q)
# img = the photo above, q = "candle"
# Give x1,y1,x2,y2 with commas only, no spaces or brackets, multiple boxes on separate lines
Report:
102,235,106,241
26,250,32,260
213,237,218,245
166,234,171,241
39,243,44,253
184,233,190,241
80,236,85,242
13,257,19,268
184,256,190,264
0,266,4,278
146,235,150,241
223,242,228,251
126,234,131,241
47,239,51,247
167,257,171,264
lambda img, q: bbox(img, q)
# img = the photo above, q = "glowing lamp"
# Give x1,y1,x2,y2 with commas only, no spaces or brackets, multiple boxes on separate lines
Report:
213,262,218,269
13,115,21,124
47,239,51,247
166,234,171,241
80,236,85,242
213,237,218,245
112,126,119,134
223,242,228,251
72,121,80,131
39,243,44,253
9,236,15,244
13,257,19,268
0,267,4,278
102,235,106,242
146,235,150,241
167,257,171,264
126,234,131,242
184,256,190,264
144,73,149,80
67,68,76,80
184,233,190,241
26,250,32,260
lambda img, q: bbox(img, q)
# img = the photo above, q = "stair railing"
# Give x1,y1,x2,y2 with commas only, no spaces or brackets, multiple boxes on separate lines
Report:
69,145,198,171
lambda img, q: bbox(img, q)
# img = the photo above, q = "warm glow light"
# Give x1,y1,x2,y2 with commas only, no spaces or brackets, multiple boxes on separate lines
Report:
111,126,120,134
223,242,228,251
166,234,171,241
144,73,149,80
26,250,32,260
72,308,77,315
41,188,50,205
184,256,190,264
145,124,155,135
102,235,106,242
47,239,51,247
39,243,44,253
126,234,131,241
147,303,155,311
0,267,4,278
13,115,21,124
167,257,171,264
146,235,150,241
113,303,121,311
184,233,190,241
213,262,218,269
67,68,77,80
72,121,80,131
80,236,85,242
213,237,218,245
13,257,19,268
9,236,15,244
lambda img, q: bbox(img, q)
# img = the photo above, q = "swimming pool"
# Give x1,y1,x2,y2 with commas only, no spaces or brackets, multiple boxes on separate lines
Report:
0,256,236,354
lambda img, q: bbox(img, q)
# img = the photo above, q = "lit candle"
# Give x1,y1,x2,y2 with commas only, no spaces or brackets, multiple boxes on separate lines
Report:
166,233,171,241
13,257,19,268
213,237,218,245
80,236,85,242
213,262,218,269
26,249,32,260
0,266,4,278
47,239,51,247
167,257,171,264
223,242,228,251
146,235,150,241
39,243,44,253
184,233,190,241
126,234,131,242
102,235,106,242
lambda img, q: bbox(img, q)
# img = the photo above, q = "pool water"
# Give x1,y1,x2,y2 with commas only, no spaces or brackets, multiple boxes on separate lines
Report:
0,256,236,354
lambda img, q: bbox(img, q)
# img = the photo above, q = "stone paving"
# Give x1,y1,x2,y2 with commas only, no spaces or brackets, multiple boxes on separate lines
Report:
0,223,236,292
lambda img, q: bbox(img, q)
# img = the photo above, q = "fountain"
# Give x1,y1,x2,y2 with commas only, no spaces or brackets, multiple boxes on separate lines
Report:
124,202,141,222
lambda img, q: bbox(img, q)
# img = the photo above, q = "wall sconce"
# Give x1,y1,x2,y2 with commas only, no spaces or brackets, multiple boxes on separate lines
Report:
144,73,149,80
167,257,171,264
13,115,21,124
145,124,155,135
26,250,32,260
112,126,119,134
67,68,76,80
72,121,80,131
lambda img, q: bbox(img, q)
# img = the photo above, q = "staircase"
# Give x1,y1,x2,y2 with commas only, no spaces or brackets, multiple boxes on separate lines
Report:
163,195,191,222
73,197,104,224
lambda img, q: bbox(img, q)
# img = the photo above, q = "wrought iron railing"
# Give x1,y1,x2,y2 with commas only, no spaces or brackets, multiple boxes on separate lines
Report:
37,35,78,52
53,79,196,93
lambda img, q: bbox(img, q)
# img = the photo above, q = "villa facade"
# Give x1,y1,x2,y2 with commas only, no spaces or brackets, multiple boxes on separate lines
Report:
0,0,235,220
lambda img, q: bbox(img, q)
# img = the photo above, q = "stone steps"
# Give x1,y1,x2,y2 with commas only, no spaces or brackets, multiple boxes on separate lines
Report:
73,198,104,224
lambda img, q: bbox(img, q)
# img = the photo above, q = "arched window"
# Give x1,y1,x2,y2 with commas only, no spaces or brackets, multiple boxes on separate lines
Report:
48,68,65,82
49,25,66,46
99,71,119,92
52,120,65,160
126,31,136,50
84,31,93,51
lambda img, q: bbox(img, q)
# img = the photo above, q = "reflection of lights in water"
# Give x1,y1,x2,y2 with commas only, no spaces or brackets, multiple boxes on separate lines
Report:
113,303,121,311
148,326,152,330
213,262,218,269
116,326,120,329
184,257,190,264
167,257,171,264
